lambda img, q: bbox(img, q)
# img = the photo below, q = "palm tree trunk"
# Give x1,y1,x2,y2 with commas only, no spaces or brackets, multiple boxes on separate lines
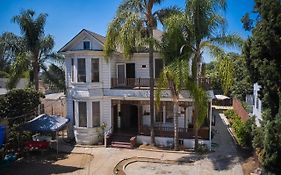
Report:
149,27,155,146
193,49,200,151
194,107,199,150
33,55,39,91
173,101,179,150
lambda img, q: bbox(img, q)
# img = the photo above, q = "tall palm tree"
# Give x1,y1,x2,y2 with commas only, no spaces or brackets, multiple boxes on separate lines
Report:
104,0,178,145
156,59,191,150
163,0,242,150
12,9,50,91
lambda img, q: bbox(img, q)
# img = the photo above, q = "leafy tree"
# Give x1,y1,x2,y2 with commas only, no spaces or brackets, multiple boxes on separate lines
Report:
104,0,177,145
205,61,222,92
243,0,281,173
243,0,281,117
41,63,66,92
162,0,242,150
230,55,252,100
0,88,43,119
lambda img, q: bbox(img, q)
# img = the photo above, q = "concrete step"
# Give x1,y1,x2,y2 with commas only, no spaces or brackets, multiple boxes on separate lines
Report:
111,141,132,149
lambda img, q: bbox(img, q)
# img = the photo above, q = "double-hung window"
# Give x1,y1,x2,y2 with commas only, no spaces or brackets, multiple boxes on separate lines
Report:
92,102,100,127
77,58,86,82
91,58,99,82
78,102,87,127
71,58,74,82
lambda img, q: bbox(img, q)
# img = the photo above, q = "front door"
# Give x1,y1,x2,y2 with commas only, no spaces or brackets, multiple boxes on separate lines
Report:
120,104,138,133
117,63,126,85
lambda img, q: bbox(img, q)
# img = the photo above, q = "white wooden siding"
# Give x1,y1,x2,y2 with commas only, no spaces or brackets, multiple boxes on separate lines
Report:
70,33,103,51
101,99,112,130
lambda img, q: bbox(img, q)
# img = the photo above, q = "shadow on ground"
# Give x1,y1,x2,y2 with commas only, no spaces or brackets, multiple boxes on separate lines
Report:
1,150,83,175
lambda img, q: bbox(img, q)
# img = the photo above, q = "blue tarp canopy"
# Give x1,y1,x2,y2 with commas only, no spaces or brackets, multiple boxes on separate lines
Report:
19,114,70,132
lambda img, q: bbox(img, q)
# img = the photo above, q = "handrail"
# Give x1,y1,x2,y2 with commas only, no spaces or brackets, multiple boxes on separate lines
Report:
104,126,112,147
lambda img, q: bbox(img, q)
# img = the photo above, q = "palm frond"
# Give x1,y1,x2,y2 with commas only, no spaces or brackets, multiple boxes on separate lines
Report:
210,34,244,48
7,53,30,89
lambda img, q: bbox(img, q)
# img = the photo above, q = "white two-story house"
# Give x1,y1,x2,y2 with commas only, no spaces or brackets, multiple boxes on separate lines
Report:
59,29,214,149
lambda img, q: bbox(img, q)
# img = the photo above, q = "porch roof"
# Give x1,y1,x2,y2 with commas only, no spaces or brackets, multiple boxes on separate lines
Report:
72,89,215,101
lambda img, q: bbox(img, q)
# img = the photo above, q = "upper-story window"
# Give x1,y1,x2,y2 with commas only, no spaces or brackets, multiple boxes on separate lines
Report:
83,41,91,50
77,58,86,82
71,58,74,82
91,58,99,82
155,59,164,78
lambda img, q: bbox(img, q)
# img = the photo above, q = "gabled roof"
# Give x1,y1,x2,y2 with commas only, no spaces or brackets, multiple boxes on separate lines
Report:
58,29,105,52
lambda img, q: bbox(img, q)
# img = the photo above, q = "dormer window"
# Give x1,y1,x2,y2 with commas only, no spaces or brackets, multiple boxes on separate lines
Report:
83,41,90,50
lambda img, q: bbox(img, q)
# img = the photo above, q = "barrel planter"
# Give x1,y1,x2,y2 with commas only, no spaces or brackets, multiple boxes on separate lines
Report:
0,125,5,146
74,126,100,145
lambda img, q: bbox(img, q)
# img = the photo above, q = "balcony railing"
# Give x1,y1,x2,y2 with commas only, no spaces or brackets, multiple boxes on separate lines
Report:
139,125,209,139
111,77,211,89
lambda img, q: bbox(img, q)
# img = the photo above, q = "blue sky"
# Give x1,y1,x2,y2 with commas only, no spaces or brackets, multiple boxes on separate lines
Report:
0,0,254,62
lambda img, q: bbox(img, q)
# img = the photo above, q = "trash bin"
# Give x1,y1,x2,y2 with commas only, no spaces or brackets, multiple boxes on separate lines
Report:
0,125,5,146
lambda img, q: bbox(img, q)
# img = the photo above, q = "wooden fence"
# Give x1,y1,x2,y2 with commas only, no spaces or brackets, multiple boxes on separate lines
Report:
232,98,249,122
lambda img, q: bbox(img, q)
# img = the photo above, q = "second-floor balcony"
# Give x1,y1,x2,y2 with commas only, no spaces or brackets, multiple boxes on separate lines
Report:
111,77,212,89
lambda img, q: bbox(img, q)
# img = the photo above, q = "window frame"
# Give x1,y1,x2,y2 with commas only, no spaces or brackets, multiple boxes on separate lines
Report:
91,58,100,83
71,58,75,82
92,101,100,127
83,40,91,50
77,58,86,83
78,101,87,127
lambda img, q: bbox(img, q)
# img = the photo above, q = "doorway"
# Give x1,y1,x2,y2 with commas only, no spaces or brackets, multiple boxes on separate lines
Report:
120,104,138,133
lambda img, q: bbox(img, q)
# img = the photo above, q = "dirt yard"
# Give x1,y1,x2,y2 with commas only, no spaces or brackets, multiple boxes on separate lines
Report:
1,150,93,175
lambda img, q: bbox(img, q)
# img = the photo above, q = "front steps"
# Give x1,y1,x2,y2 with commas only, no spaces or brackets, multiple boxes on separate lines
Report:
109,133,136,149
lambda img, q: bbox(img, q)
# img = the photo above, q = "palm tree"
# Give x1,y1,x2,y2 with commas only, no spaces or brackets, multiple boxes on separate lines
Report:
104,0,178,146
12,9,50,91
156,59,190,150
0,10,56,90
163,0,242,150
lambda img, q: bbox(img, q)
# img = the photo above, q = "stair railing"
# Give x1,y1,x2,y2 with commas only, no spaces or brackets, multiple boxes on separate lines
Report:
104,126,112,147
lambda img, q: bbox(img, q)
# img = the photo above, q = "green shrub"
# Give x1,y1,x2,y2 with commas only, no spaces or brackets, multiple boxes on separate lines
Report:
224,109,236,119
232,116,254,148
0,88,44,119
224,109,254,148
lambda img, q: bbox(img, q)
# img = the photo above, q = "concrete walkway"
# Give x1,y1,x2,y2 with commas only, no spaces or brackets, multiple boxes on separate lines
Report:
56,109,243,175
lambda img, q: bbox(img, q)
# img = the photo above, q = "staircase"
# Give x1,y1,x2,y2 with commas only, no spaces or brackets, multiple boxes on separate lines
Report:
110,133,137,149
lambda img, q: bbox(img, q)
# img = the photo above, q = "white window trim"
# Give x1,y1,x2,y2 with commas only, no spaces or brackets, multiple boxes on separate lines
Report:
76,101,88,128
77,58,86,83
74,100,102,128
91,58,100,83
116,63,126,85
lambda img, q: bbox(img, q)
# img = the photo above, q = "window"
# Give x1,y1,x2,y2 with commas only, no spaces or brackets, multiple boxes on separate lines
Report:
78,102,87,127
77,58,86,82
91,58,99,82
72,100,75,125
155,105,163,122
166,103,173,123
71,58,74,82
155,59,164,78
83,41,90,50
92,102,100,127
256,98,259,110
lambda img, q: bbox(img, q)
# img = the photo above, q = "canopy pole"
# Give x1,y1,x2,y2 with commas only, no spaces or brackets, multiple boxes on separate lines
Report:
56,131,58,155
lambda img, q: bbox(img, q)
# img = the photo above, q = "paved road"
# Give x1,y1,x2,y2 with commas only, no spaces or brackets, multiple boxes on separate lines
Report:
55,109,243,175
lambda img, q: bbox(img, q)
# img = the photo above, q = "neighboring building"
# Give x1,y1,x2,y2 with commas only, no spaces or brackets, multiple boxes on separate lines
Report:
41,92,66,117
253,83,262,126
0,78,28,95
59,29,214,148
